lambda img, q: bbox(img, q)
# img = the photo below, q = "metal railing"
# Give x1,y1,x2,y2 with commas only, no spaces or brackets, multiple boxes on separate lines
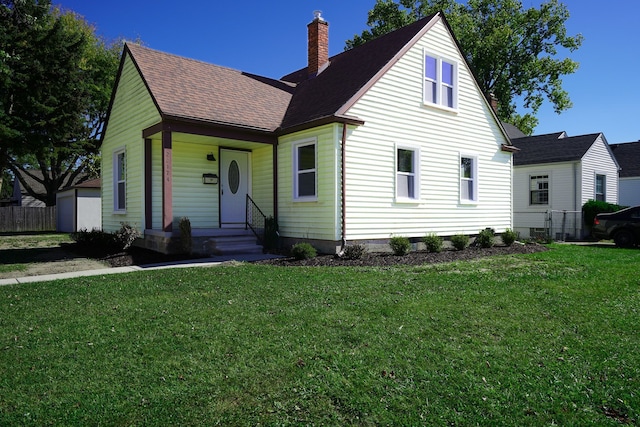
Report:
245,194,267,244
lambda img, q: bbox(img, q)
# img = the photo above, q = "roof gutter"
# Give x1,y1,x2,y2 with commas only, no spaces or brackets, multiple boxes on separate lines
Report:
277,114,364,137
341,123,348,251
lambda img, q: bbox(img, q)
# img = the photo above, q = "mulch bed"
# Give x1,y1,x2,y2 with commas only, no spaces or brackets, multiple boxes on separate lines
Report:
69,242,548,268
254,243,548,267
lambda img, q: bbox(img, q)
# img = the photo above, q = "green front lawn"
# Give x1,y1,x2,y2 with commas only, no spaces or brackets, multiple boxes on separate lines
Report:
1,244,638,425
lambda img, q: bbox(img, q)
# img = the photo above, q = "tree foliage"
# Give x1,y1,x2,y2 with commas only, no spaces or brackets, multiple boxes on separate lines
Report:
346,0,583,135
0,0,120,205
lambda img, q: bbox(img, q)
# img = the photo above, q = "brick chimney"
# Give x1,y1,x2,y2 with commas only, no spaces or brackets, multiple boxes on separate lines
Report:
488,93,498,114
307,10,329,78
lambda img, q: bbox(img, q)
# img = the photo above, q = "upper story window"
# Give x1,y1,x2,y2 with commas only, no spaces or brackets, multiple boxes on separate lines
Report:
460,154,478,203
595,174,606,201
113,148,126,212
396,146,419,201
530,175,549,205
424,53,458,109
293,139,317,201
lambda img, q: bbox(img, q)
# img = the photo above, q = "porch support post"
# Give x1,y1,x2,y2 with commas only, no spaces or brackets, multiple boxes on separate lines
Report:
272,143,278,223
162,130,173,232
144,138,152,230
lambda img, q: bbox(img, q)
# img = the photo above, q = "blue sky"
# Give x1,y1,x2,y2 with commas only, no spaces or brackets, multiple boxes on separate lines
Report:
56,0,639,144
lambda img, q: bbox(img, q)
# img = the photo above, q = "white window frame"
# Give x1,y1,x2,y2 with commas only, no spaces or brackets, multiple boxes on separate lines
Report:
459,153,478,204
423,50,459,111
293,138,318,201
395,144,420,202
529,174,549,206
595,173,606,202
113,147,126,213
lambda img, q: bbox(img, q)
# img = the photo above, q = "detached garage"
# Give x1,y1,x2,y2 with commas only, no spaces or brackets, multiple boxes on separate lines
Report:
56,178,102,232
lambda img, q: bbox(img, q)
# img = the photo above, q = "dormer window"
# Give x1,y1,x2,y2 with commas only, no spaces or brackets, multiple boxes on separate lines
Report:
424,53,458,110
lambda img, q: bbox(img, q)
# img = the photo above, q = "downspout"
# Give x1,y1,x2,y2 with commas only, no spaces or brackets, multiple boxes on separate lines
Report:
573,161,578,238
341,123,348,251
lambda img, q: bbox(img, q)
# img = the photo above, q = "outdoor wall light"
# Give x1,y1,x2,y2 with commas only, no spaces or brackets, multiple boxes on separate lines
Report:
202,173,218,184
207,153,216,161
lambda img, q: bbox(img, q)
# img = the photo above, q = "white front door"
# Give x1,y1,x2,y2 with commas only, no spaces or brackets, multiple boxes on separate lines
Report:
220,149,250,228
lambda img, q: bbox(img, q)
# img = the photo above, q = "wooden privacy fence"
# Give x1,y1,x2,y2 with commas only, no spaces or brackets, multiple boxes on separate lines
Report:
0,207,57,232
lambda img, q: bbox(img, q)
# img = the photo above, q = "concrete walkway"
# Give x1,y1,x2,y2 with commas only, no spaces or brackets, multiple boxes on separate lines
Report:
0,253,282,286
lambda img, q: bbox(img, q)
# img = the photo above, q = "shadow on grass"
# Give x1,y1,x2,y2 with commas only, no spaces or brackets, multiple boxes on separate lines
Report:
0,245,85,265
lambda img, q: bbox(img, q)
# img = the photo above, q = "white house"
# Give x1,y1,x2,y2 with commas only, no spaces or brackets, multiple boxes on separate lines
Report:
610,141,640,206
512,132,619,240
100,12,515,254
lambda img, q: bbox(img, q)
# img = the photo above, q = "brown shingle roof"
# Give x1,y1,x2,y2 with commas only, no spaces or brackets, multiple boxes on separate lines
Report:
126,43,296,132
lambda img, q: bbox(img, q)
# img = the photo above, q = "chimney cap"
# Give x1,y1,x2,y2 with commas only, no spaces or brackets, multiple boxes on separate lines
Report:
313,10,324,22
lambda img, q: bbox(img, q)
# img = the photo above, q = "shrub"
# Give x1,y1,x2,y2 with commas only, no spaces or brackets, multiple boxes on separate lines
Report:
263,216,279,251
113,222,141,251
423,233,443,253
582,199,625,233
501,228,518,246
475,228,495,248
290,242,317,260
389,236,411,256
179,217,192,254
71,228,114,250
451,234,470,251
342,244,367,260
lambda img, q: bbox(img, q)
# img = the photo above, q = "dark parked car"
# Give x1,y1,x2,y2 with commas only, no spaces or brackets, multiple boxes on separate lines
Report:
592,206,640,247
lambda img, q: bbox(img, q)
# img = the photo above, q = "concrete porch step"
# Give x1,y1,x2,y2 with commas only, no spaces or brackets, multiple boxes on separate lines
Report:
204,233,263,255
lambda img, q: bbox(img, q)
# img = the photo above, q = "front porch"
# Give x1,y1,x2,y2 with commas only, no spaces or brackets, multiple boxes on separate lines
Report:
140,119,278,254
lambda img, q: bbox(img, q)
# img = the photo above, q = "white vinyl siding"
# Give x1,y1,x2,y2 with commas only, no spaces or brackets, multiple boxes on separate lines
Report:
581,135,618,205
277,125,340,241
342,18,512,239
619,177,640,206
101,54,161,232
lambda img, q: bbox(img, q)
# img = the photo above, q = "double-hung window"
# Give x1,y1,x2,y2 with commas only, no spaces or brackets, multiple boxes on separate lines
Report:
113,148,126,212
424,53,457,109
396,146,419,201
530,175,549,205
460,155,478,203
595,174,606,201
293,139,317,200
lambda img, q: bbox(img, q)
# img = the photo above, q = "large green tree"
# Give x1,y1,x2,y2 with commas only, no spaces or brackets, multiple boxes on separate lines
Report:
347,0,583,134
0,0,120,205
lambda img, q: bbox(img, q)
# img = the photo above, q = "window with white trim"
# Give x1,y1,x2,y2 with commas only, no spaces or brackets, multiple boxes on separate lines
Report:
424,53,457,109
530,175,549,205
396,146,419,200
293,140,317,200
595,174,606,202
113,148,126,211
460,155,478,203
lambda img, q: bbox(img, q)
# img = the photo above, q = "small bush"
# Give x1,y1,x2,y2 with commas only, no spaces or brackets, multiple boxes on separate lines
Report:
290,242,317,260
423,233,443,253
451,234,470,251
179,217,192,254
389,236,411,256
113,222,141,251
263,216,279,251
501,228,518,246
475,228,495,248
582,199,626,233
342,244,367,260
71,228,114,249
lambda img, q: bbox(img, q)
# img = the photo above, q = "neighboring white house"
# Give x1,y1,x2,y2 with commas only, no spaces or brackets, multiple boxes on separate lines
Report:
100,12,516,254
56,178,102,232
512,132,620,240
610,141,640,206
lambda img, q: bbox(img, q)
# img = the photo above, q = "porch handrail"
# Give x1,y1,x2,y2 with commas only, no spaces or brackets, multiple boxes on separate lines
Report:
245,194,268,244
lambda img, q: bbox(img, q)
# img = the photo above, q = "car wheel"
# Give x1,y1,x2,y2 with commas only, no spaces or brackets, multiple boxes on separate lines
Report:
613,230,636,248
